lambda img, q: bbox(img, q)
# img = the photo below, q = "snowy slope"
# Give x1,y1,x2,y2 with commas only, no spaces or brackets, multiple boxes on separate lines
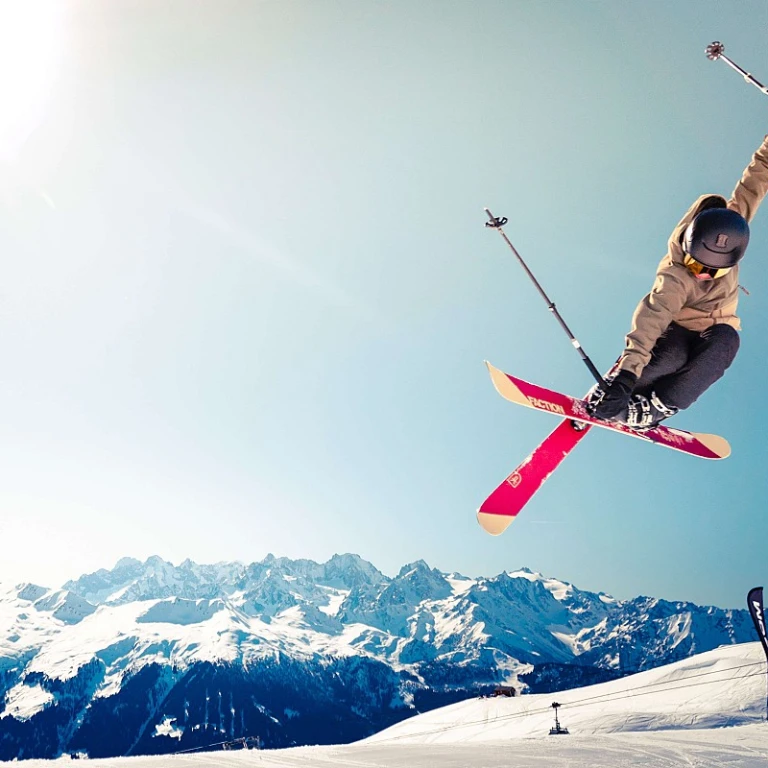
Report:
365,641,768,743
2,730,768,768
2,643,766,768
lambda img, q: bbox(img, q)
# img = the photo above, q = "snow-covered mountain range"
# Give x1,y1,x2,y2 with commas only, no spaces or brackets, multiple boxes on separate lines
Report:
0,554,757,760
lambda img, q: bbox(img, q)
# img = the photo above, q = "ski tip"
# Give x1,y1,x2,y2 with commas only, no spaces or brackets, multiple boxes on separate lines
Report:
690,432,731,459
485,361,531,407
477,510,515,536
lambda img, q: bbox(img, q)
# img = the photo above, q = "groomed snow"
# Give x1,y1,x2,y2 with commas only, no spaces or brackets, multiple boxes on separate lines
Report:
364,641,767,743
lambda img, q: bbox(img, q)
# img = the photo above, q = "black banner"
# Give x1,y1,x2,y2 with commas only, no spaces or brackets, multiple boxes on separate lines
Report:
747,587,768,660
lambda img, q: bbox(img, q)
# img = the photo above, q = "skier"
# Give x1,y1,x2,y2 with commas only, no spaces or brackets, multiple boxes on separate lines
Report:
590,133,768,429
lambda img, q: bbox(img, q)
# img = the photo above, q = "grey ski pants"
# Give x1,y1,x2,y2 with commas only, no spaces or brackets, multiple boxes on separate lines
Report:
633,322,740,410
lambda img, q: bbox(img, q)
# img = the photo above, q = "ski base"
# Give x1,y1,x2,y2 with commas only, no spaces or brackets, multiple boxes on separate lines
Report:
478,418,590,535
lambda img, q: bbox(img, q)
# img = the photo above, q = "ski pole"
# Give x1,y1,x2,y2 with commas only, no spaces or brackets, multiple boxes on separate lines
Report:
484,208,605,386
706,41,768,96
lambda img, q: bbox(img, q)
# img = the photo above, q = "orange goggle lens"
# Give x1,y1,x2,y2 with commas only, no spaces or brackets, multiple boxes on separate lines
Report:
683,254,731,280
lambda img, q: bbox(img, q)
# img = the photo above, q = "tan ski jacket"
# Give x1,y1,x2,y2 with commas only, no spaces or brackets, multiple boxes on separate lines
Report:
619,134,768,378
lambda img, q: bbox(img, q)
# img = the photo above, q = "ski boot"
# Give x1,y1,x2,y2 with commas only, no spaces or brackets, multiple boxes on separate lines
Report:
621,392,679,431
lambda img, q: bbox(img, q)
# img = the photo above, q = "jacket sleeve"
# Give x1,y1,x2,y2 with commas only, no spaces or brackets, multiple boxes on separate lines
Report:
728,134,768,223
618,267,690,378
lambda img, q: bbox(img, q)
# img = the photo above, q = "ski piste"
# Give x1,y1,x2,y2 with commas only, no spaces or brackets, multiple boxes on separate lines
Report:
478,362,731,536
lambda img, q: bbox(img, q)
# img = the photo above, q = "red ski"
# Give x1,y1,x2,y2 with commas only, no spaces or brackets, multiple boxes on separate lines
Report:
479,419,589,534
478,362,731,535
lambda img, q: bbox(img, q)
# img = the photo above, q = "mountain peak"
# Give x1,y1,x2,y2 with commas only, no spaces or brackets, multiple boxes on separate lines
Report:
396,559,432,577
507,567,542,580
328,553,365,567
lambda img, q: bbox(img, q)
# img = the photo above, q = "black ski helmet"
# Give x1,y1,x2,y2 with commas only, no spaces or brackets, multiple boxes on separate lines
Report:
682,208,750,269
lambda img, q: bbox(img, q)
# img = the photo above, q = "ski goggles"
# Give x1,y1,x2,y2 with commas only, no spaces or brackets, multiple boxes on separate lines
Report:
683,253,732,280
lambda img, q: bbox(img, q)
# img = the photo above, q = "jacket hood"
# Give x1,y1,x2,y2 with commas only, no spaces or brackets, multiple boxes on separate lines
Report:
668,194,729,264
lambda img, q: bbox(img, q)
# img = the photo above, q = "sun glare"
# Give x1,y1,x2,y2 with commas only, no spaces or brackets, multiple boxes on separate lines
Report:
0,1,65,159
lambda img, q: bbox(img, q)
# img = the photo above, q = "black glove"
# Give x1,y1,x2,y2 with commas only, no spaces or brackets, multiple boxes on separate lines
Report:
591,369,638,420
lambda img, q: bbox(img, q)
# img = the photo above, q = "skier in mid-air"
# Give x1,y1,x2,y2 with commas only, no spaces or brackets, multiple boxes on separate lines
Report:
590,132,768,429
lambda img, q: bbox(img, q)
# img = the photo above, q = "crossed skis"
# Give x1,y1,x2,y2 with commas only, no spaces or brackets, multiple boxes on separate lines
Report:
477,364,729,536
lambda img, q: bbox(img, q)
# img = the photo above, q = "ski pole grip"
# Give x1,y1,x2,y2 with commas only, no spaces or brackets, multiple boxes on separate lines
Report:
484,208,508,228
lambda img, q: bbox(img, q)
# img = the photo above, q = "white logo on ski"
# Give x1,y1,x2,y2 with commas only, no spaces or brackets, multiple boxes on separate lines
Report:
528,396,566,416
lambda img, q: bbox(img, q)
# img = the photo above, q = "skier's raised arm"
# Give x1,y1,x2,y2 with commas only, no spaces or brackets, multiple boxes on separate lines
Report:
728,134,768,223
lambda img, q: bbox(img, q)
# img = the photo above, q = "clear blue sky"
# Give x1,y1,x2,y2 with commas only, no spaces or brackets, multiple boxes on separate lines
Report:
1,0,766,609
